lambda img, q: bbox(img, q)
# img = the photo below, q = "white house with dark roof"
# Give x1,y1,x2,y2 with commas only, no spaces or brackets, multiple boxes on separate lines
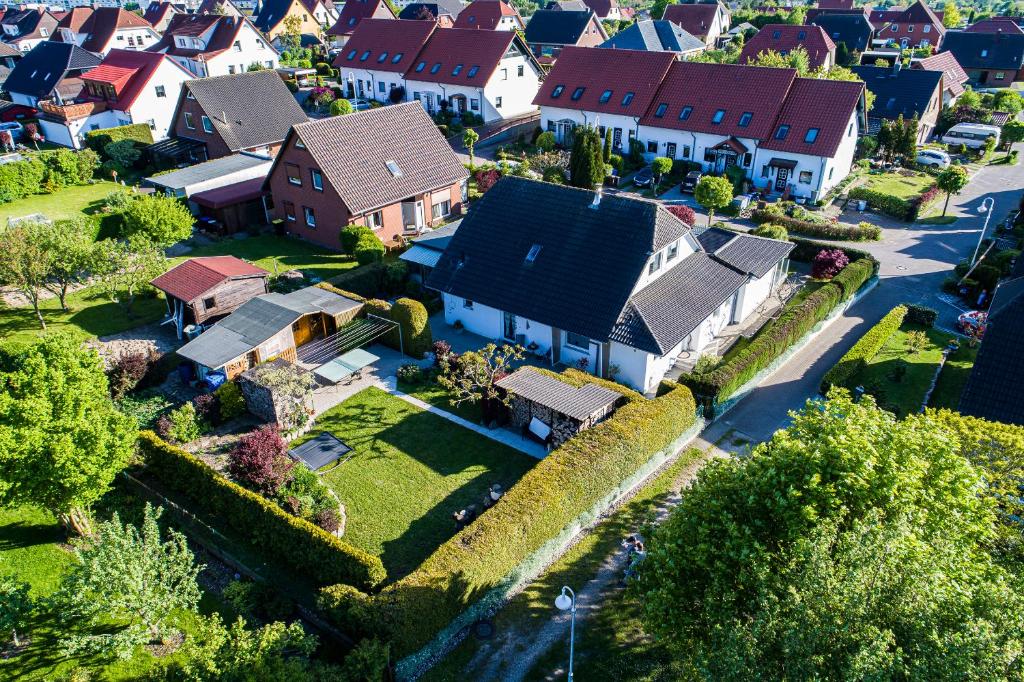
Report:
427,176,793,394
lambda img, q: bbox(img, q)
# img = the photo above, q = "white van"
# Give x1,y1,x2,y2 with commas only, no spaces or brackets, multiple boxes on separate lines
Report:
942,123,1002,149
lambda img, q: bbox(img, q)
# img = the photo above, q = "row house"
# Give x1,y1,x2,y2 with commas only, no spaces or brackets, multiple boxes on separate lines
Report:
662,1,730,48
147,13,278,77
325,0,395,48
523,9,606,65
335,20,543,122
265,102,469,250
2,8,57,52
53,7,160,55
36,49,194,148
868,0,945,49
739,24,836,70
453,0,524,31
537,47,865,202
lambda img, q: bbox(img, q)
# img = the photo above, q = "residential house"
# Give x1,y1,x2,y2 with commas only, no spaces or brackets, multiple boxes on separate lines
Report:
942,30,1024,85
912,50,968,103
452,0,524,31
332,18,434,101
252,0,338,43
175,285,363,379
576,0,623,20
537,49,866,201
142,1,179,33
426,176,794,394
739,24,836,69
869,0,945,49
402,27,542,121
662,1,729,47
398,0,465,25
810,11,874,55
959,277,1024,426
851,63,942,142
0,40,22,87
4,40,101,106
196,0,244,16
325,0,395,48
171,70,308,160
265,101,469,249
398,218,459,281
147,14,279,77
53,7,161,55
524,9,606,65
151,255,270,338
546,0,589,10
817,0,854,9
36,49,195,148
966,18,1024,34
2,8,58,52
599,19,705,57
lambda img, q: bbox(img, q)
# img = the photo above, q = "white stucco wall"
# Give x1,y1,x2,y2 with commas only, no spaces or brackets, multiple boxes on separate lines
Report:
407,53,540,123
540,105,641,152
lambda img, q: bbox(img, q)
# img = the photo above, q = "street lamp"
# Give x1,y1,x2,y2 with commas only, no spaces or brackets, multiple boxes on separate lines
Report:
555,585,577,682
970,197,996,267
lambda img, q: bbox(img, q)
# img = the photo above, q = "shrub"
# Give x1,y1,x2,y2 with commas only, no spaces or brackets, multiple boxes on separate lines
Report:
830,258,875,299
223,579,294,622
340,224,374,254
330,98,353,116
315,507,341,534
542,166,566,184
107,351,150,400
972,264,1001,293
397,364,423,383
323,265,383,299
536,131,556,151
751,223,788,240
905,303,937,327
820,305,907,393
84,123,154,152
788,236,876,267
848,186,914,220
214,381,247,420
474,167,501,194
432,340,453,368
192,393,220,427
167,402,201,443
390,298,432,358
228,425,294,496
139,432,385,589
750,209,881,241
812,248,850,279
0,157,45,203
666,204,696,226
354,232,385,266
318,584,388,639
381,260,407,294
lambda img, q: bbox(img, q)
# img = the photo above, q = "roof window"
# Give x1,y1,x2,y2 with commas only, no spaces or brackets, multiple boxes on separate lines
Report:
377,51,389,62
621,91,634,105
385,160,402,177
797,30,805,39
679,105,692,120
346,48,356,59
772,30,780,38
804,127,819,143
886,97,896,109
415,61,426,72
452,64,463,75
774,124,789,139
599,89,612,103
430,62,441,73
738,112,752,127
467,65,479,77
571,86,585,100
551,84,565,98
359,50,370,61
654,102,668,117
525,244,542,263
392,52,403,63
711,109,725,124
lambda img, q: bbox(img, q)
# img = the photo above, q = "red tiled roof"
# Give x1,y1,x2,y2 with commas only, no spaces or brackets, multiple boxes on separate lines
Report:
817,0,853,9
405,27,519,84
143,1,176,27
164,13,221,37
73,8,153,53
662,3,720,40
332,17,435,72
868,8,904,27
147,14,252,60
82,63,138,92
914,50,968,96
151,256,268,302
740,24,836,68
760,76,863,157
453,0,520,30
640,61,797,140
327,0,395,36
967,18,1024,34
56,6,92,32
532,45,676,117
82,49,189,111
580,0,615,19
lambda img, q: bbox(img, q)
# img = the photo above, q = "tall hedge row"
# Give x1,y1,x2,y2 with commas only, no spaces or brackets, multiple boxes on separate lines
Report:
368,378,697,656
138,431,386,590
820,305,907,394
849,186,916,220
831,258,877,300
750,209,882,241
788,236,877,268
84,123,154,152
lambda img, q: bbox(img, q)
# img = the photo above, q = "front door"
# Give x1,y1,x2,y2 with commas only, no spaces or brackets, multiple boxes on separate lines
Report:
502,312,517,341
774,167,790,192
613,127,622,150
666,142,677,159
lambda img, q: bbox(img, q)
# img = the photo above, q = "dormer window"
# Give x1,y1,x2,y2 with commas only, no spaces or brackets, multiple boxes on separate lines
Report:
679,106,692,120
415,61,426,72
233,39,241,51
774,124,789,139
40,28,48,37
430,62,441,73
621,91,634,105
359,50,370,61
347,49,357,59
377,51,388,62
599,89,612,103
648,251,663,275
452,64,463,75
392,52,403,63
348,16,357,25
525,244,542,263
886,97,896,109
804,127,819,143
738,112,752,127
981,49,988,57
711,109,725,124
654,102,668,117
571,86,585,100
551,84,564,98
467,65,479,77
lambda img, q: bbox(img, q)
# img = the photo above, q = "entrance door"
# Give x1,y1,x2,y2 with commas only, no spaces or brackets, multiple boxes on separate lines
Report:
613,127,622,150
666,142,677,159
415,200,425,228
774,167,790,191
502,312,517,341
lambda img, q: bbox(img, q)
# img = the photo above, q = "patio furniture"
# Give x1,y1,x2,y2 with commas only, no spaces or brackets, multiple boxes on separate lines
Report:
289,432,353,471
313,348,380,386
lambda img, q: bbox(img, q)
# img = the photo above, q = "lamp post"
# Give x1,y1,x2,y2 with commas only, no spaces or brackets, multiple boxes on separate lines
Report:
971,196,996,267
555,585,577,682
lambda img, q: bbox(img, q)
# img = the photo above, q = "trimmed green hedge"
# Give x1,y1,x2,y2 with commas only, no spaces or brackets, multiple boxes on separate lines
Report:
138,431,386,590
390,297,432,359
366,377,697,656
820,305,907,394
678,258,876,408
750,209,882,241
84,123,154,152
788,236,878,271
325,262,389,298
848,183,940,222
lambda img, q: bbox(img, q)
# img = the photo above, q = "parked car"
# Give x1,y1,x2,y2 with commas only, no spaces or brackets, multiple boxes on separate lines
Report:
916,148,951,167
957,310,988,338
0,121,23,141
681,170,702,193
348,98,371,111
633,166,654,188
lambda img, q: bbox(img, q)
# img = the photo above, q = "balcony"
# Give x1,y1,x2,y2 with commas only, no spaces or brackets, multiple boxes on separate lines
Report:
38,99,107,122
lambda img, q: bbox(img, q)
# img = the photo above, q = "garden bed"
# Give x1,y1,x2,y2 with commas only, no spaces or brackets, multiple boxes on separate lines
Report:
927,341,978,410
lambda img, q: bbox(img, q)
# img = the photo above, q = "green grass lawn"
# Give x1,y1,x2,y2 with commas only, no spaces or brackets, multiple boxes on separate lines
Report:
853,324,957,418
296,387,536,581
0,181,119,225
863,171,935,200
396,376,485,424
927,341,978,411
176,234,357,281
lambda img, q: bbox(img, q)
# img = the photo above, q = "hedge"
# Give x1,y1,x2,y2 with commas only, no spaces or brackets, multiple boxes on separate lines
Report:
677,258,876,407
788,236,877,271
138,431,386,590
367,377,697,656
905,303,937,327
389,297,432,359
849,186,915,220
84,123,154,152
819,305,907,394
750,209,882,241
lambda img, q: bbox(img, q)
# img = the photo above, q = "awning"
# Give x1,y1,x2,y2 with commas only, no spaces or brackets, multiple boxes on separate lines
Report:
767,157,798,170
147,136,205,159
711,136,748,155
191,177,267,210
400,243,444,269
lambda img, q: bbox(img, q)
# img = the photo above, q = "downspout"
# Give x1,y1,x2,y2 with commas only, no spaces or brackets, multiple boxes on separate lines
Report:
689,131,697,163
816,156,827,201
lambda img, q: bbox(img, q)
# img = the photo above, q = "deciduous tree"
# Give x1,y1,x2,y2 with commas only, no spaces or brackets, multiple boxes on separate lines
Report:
438,343,524,407
120,193,194,246
41,217,98,311
94,236,165,315
463,128,479,168
694,175,733,226
0,220,52,328
0,577,33,649
936,164,969,216
942,0,962,28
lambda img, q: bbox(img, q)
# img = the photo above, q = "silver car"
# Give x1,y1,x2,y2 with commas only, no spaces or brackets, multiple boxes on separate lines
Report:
916,149,951,167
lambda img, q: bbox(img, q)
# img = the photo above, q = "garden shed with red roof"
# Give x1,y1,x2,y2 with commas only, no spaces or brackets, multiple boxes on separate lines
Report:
151,256,270,336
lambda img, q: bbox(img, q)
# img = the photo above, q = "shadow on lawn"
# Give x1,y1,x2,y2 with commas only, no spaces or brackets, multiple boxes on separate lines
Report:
0,521,64,553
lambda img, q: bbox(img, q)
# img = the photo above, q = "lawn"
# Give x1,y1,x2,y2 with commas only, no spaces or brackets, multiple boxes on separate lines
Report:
0,181,119,225
176,233,358,281
852,324,957,418
396,376,485,424
927,340,978,411
296,387,536,581
863,171,935,200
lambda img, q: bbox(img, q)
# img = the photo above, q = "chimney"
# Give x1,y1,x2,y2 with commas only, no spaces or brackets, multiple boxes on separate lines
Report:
590,186,602,209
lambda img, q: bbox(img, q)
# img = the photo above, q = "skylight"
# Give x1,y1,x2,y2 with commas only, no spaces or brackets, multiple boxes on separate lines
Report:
415,61,426,72
346,49,357,59
467,65,479,77
599,89,612,103
551,84,565,98
525,244,542,263
654,103,668,117
359,50,370,61
621,91,634,105
711,109,725,124
797,30,806,39
775,124,789,140
571,86,585,100
392,52,403,63
772,30,780,38
804,127,819,143
679,105,692,120
452,64,463,75
738,112,752,127
430,62,441,74
385,160,402,177
886,97,896,109
377,51,388,63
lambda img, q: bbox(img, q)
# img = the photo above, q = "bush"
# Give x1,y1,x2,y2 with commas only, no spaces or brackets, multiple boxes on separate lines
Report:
330,98,353,116
381,260,407,294
139,431,385,589
318,583,388,639
750,209,881,241
354,231,385,266
812,248,850,279
972,264,1001,293
536,131,556,151
666,204,696,226
905,303,937,327
223,579,295,622
84,123,154,152
374,375,697,655
214,381,247,420
166,402,201,443
831,258,875,299
228,425,294,496
542,166,566,184
788,236,876,267
0,157,45,203
848,186,914,220
820,305,907,393
107,351,150,400
397,363,423,383
340,224,374,254
192,392,220,427
389,298,432,358
751,223,788,240
323,264,384,299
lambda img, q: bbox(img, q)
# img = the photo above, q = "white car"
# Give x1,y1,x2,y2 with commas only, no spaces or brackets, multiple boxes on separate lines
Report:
916,149,951,167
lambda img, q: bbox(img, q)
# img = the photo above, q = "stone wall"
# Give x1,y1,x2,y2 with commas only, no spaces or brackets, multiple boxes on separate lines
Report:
238,359,315,438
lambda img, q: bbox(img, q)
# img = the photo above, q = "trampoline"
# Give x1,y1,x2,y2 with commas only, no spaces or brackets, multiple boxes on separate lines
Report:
289,432,353,471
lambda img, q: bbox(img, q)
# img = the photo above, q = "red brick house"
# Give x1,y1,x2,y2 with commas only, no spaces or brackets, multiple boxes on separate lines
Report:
265,101,469,250
740,24,836,69
869,0,945,49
